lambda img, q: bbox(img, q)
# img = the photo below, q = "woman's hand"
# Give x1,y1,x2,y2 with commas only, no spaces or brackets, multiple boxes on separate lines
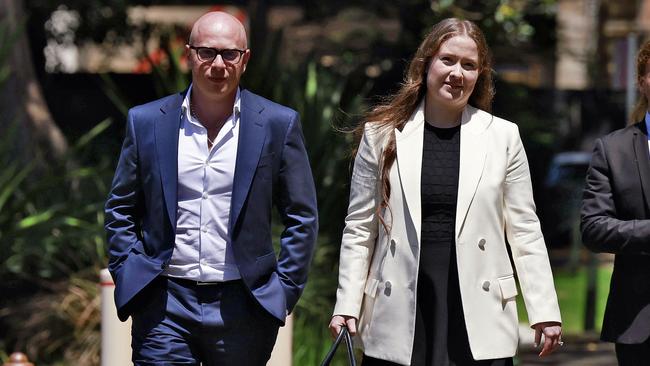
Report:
329,315,358,339
533,321,562,357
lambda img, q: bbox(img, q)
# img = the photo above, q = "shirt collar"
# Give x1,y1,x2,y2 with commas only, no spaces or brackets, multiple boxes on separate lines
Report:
645,111,650,135
182,84,241,128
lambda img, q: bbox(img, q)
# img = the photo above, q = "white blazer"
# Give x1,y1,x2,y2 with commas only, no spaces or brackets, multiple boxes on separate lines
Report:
333,101,561,365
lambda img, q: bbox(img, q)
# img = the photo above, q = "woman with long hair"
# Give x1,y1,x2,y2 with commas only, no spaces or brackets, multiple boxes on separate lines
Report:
329,18,562,366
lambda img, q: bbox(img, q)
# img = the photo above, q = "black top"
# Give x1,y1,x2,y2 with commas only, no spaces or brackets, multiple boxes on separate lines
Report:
417,122,461,366
420,123,460,247
414,122,511,366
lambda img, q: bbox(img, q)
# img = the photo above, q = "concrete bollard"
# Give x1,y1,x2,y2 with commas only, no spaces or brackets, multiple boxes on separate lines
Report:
100,269,133,366
2,353,34,366
268,313,293,366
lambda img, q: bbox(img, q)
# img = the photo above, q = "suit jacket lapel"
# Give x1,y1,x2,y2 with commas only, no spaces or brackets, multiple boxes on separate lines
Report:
633,121,650,213
155,92,184,230
230,90,266,231
395,100,425,245
456,106,489,237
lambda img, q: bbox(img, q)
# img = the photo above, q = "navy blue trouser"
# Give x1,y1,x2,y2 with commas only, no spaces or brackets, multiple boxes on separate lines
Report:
130,276,280,365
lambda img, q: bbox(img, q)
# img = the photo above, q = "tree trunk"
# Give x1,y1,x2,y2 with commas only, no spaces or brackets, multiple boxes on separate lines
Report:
1,0,68,161
248,0,268,53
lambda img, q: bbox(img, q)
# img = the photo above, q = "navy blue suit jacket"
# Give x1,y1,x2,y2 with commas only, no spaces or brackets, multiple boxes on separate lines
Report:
105,89,318,322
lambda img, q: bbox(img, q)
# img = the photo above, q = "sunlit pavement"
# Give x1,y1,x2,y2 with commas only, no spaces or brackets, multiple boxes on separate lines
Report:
520,248,618,364
517,331,616,365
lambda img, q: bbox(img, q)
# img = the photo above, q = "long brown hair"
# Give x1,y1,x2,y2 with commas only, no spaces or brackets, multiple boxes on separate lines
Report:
354,18,494,233
631,40,650,124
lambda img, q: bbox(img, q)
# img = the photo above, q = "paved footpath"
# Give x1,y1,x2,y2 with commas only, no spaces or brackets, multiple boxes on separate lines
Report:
517,333,616,365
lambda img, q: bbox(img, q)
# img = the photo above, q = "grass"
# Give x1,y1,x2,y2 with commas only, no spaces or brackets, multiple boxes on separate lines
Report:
516,264,613,334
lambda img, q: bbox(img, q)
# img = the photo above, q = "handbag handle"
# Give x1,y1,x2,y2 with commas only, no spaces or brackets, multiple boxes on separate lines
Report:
320,326,357,366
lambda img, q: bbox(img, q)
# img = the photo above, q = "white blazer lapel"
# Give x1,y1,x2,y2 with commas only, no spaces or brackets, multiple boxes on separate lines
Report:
395,100,425,245
456,106,490,237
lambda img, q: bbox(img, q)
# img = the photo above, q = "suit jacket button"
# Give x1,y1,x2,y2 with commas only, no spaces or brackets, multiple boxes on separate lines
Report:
482,281,490,291
161,261,169,269
478,238,486,250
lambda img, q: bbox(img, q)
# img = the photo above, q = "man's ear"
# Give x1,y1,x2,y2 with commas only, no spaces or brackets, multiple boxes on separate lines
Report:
241,49,251,73
185,44,193,67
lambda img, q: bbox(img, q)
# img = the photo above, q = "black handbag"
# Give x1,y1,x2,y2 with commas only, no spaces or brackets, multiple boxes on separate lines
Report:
320,326,357,366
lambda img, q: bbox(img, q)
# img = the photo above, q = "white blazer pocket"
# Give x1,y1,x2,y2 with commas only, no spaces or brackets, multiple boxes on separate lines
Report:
497,275,518,301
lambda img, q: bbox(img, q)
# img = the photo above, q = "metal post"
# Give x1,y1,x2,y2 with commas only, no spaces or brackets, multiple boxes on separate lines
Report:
268,313,293,366
584,252,598,331
100,268,133,366
626,33,638,123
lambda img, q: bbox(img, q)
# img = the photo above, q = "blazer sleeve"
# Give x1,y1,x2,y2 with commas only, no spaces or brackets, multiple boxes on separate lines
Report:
503,125,561,326
333,125,383,318
580,138,650,255
104,110,144,275
275,111,319,313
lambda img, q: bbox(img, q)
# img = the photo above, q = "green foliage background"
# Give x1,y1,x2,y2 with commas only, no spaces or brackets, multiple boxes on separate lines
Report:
0,2,592,365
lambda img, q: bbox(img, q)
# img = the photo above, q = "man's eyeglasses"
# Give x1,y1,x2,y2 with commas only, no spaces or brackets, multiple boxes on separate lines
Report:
188,46,247,64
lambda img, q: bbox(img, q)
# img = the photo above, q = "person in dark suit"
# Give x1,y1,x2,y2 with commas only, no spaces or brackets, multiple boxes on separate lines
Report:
581,39,650,365
104,11,318,365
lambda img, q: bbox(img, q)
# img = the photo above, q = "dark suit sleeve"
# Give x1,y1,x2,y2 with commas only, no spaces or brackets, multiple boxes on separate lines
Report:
105,110,144,274
580,138,650,254
275,112,318,313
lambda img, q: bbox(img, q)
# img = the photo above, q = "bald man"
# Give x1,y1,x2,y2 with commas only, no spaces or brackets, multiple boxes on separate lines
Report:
105,12,318,365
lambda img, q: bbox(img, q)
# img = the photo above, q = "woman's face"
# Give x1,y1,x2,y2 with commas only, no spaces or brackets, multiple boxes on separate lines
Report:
426,35,480,111
639,59,650,108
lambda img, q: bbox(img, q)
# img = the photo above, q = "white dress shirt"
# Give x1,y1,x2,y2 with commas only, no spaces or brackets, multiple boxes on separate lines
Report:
162,85,241,282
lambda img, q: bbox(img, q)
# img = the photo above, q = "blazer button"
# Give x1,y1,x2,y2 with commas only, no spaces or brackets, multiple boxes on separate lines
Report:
482,281,490,291
384,281,392,296
478,238,486,250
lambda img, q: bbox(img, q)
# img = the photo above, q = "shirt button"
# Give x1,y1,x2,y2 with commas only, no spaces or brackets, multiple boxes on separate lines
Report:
202,226,208,233
202,192,208,199
478,238,486,250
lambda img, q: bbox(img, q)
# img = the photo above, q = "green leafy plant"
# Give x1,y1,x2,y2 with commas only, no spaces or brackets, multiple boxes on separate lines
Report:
0,118,113,365
244,35,373,365
0,118,112,280
0,270,101,365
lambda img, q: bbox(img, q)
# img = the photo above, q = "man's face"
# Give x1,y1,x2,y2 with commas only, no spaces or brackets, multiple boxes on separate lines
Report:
187,21,250,102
